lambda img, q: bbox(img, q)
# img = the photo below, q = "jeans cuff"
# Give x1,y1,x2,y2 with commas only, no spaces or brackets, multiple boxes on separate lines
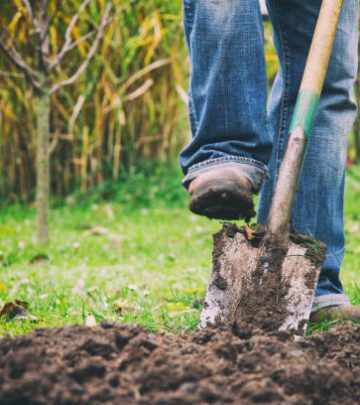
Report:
182,157,268,193
311,294,351,313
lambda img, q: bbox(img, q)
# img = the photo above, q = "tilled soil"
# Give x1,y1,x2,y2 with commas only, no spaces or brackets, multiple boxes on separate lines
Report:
0,322,359,405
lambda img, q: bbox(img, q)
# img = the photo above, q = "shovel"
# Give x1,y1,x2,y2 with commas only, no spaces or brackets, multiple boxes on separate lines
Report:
200,0,344,335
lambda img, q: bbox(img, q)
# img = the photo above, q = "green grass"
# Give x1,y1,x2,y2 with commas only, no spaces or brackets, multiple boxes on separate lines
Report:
1,165,359,336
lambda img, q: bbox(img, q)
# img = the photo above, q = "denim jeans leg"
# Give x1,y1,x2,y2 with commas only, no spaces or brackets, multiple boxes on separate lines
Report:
259,0,358,308
180,0,272,192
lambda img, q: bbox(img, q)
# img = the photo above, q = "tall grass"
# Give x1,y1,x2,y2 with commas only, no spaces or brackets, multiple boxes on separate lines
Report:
0,0,189,201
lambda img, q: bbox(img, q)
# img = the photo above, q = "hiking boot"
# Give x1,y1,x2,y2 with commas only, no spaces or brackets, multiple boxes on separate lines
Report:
310,304,360,323
188,167,255,221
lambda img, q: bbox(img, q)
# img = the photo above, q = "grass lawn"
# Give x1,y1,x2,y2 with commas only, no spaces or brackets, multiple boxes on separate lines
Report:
1,165,359,336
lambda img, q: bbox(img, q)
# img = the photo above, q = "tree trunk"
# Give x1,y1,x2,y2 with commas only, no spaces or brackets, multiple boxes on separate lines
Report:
35,86,50,245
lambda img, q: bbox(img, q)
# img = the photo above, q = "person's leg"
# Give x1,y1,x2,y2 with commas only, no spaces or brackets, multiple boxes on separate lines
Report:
180,0,271,211
260,0,358,311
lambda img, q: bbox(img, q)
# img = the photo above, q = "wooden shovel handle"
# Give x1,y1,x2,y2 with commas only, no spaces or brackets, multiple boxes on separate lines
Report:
289,0,345,137
301,0,345,100
267,0,344,240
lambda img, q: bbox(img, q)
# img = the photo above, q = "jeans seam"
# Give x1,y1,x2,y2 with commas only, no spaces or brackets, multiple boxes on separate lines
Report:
189,93,199,133
183,0,194,29
183,1,199,133
187,156,268,174
271,0,291,178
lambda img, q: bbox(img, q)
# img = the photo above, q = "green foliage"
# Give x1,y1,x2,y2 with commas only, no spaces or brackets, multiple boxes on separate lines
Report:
67,162,188,209
1,165,359,336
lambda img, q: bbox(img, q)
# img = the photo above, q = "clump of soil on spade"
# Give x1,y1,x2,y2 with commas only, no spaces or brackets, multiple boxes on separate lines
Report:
0,321,359,404
202,223,327,334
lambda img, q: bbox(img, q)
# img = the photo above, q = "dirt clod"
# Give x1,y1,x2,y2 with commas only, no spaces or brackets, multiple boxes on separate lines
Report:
0,321,359,404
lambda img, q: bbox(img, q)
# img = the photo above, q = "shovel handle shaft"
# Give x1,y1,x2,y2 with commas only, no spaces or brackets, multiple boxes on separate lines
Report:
289,0,344,138
267,128,307,239
267,0,344,239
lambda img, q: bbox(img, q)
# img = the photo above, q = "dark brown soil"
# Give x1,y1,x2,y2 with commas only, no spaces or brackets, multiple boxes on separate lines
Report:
1,321,359,404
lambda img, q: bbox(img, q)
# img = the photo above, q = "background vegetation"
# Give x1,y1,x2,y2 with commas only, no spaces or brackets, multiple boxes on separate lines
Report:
0,0,189,202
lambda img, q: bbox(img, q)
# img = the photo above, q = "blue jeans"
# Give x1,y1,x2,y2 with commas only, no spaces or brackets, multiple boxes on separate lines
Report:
180,0,358,310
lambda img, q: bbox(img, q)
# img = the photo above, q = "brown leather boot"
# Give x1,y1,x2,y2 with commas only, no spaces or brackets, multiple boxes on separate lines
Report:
309,304,360,323
188,167,255,221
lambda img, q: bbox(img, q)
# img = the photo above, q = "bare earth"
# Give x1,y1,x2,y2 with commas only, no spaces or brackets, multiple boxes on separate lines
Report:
0,321,359,404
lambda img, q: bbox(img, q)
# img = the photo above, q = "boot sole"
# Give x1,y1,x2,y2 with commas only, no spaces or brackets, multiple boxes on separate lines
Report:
189,180,255,221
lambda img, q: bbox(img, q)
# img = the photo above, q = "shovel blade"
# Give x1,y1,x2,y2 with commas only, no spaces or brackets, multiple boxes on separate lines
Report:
200,223,326,335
